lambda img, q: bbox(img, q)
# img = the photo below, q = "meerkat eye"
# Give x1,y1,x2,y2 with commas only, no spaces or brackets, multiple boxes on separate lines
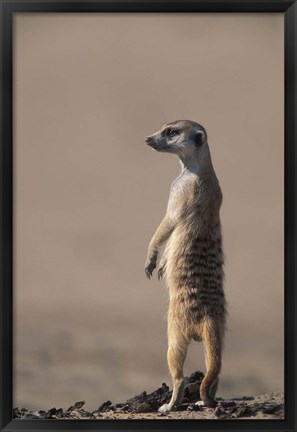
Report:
167,128,178,138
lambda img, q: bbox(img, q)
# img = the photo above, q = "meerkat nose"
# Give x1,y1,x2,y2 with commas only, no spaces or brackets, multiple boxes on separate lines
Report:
146,136,153,144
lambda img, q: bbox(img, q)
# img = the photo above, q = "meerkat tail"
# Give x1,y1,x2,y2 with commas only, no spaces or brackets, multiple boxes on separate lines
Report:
199,318,223,408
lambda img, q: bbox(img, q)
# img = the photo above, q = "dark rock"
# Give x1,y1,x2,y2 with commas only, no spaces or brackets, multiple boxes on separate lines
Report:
55,408,64,418
187,403,201,411
233,405,249,418
121,381,173,413
175,403,189,412
114,407,125,413
77,410,92,418
213,405,227,419
46,407,58,419
67,401,85,412
220,401,236,408
23,413,40,419
186,382,199,394
261,404,280,414
97,400,112,412
13,408,21,419
135,402,152,413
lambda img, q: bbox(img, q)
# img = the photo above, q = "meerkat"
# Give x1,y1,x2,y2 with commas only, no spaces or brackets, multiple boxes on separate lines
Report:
144,120,226,413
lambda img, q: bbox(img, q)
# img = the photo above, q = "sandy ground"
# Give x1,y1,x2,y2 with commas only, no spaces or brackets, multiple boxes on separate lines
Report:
93,393,285,420
14,392,284,420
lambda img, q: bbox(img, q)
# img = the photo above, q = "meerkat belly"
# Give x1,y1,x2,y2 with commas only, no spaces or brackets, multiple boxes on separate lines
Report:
165,225,226,322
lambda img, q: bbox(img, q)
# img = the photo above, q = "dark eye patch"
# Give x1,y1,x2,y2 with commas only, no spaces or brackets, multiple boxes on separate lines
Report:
165,128,179,138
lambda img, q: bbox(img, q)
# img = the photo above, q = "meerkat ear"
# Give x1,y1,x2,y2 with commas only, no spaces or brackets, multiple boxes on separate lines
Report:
194,131,205,147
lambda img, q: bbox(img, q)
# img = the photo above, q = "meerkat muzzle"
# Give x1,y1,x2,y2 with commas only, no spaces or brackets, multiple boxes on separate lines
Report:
146,136,159,150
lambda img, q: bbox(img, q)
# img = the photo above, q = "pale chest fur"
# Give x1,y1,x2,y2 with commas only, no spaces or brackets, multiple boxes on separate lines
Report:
167,171,221,233
164,171,225,320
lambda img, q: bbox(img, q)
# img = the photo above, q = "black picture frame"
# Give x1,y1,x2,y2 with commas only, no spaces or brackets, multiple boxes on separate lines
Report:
0,1,296,431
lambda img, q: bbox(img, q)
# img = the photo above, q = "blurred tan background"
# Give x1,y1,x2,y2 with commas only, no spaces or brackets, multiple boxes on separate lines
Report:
13,13,284,411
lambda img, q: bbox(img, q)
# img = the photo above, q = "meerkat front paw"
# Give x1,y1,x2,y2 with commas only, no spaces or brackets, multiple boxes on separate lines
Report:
158,403,173,414
145,259,156,279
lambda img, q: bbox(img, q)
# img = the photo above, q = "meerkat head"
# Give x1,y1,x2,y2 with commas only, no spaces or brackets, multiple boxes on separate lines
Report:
146,120,207,158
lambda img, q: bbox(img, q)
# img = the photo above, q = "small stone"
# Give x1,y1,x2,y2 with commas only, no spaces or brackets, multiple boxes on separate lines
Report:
262,404,279,414
114,407,125,413
213,405,226,419
23,413,40,419
175,403,188,412
97,400,112,412
187,403,201,411
54,408,64,418
220,401,236,408
67,401,86,412
46,407,57,419
136,402,152,413
234,405,248,417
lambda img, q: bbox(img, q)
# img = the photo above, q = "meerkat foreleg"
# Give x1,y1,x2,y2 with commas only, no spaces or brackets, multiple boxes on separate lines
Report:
145,216,174,279
158,318,190,413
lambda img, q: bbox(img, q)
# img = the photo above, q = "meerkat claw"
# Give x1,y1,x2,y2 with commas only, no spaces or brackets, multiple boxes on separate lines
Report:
145,267,153,279
157,267,165,280
145,261,156,279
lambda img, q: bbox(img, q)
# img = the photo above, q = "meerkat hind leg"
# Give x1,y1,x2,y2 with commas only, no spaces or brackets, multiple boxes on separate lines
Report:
158,331,190,414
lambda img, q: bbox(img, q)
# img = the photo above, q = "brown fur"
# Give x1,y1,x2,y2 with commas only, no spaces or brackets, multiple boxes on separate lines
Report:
145,120,227,413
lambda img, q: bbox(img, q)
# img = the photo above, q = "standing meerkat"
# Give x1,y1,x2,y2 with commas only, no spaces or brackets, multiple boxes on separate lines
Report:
144,120,227,413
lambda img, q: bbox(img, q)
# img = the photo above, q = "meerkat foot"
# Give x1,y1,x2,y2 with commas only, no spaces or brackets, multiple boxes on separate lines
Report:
196,398,217,408
195,399,217,408
158,403,174,414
